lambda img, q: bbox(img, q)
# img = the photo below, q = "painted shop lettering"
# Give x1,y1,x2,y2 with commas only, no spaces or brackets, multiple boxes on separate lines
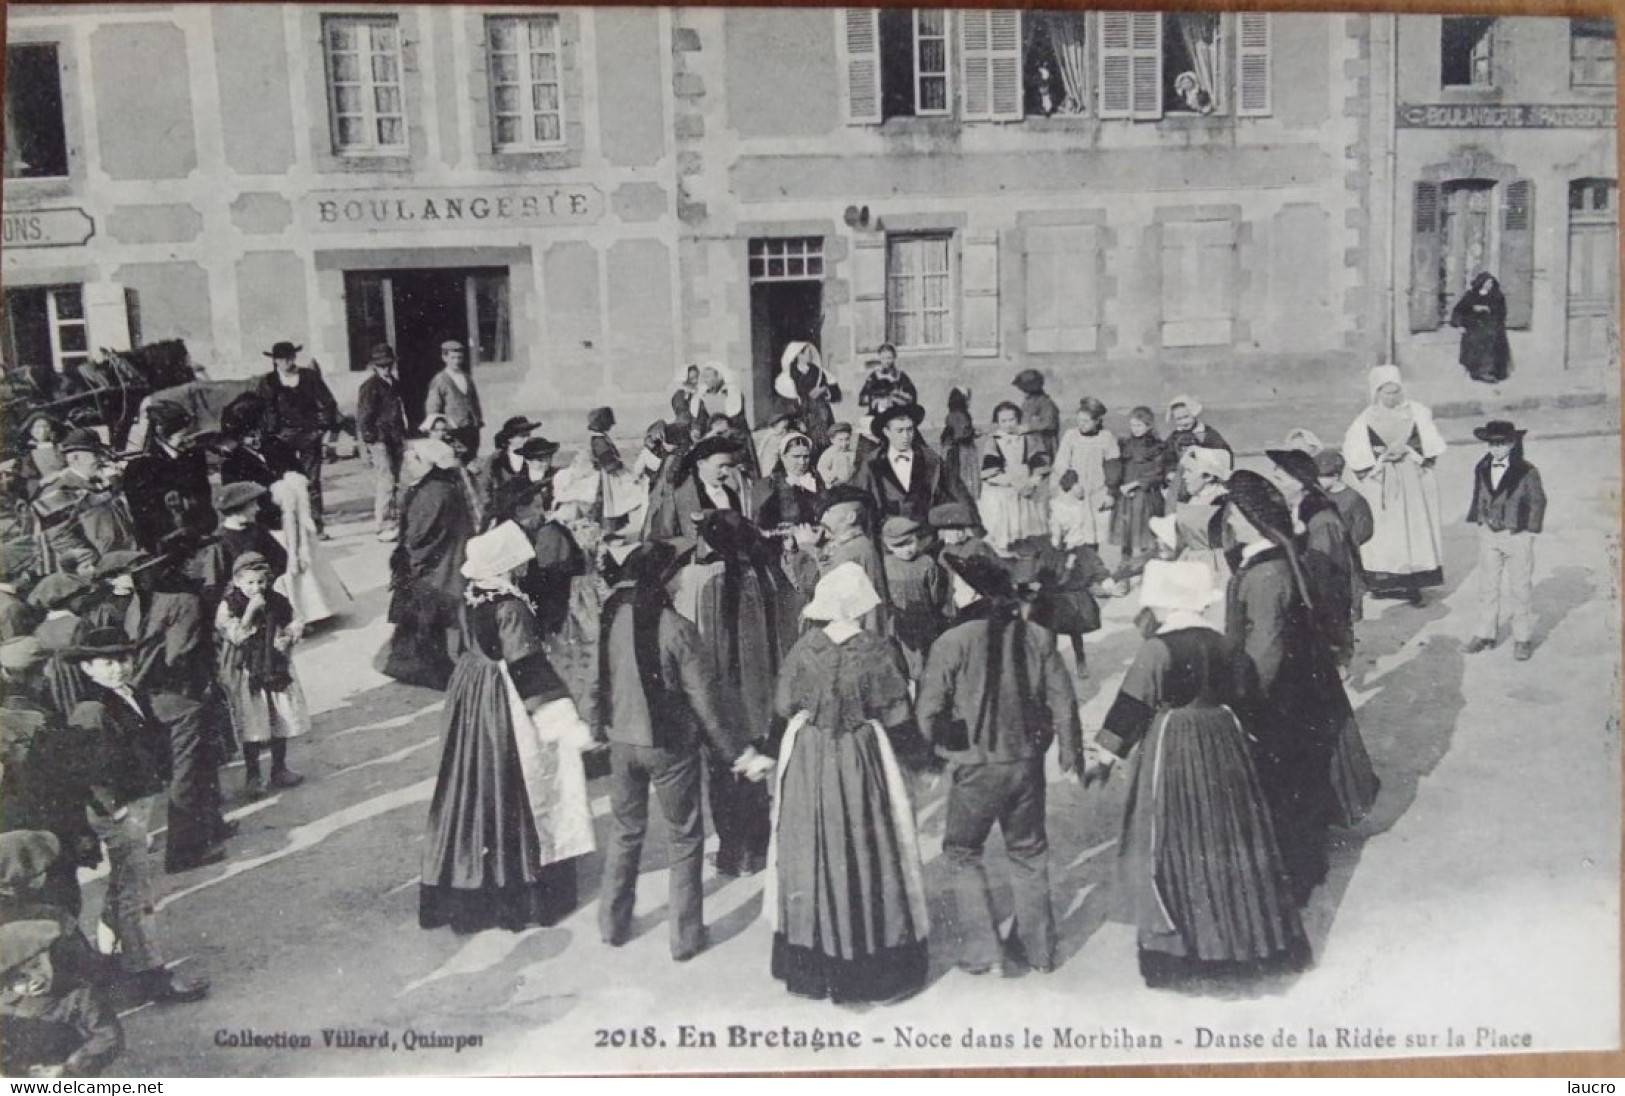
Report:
314,189,598,229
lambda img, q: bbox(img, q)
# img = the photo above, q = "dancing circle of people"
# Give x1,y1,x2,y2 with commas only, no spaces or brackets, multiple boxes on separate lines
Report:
0,339,1549,1072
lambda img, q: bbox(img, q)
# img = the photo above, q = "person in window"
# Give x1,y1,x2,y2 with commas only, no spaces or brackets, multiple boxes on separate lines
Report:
423,340,484,463
254,342,339,539
1450,272,1511,384
1027,60,1064,117
1340,366,1446,606
1173,72,1214,115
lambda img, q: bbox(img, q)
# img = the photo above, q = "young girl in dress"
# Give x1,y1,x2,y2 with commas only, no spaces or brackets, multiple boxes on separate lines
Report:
940,387,979,501
1110,407,1167,587
979,402,1042,556
1054,397,1120,564
215,552,309,799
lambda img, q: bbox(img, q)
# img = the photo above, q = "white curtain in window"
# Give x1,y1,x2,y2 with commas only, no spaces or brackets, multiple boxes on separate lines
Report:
1175,13,1220,112
1043,13,1089,114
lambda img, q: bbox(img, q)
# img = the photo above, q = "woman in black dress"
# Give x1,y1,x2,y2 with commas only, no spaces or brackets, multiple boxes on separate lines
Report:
420,521,595,934
1450,272,1511,383
1092,560,1308,987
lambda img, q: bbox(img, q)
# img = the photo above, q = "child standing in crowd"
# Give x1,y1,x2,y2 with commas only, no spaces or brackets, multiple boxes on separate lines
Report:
940,388,979,501
980,402,1042,556
0,920,124,1078
1011,369,1061,459
1050,471,1121,598
197,483,288,608
1110,407,1166,587
215,553,308,799
1464,420,1546,661
1054,397,1119,558
880,515,948,681
816,422,860,488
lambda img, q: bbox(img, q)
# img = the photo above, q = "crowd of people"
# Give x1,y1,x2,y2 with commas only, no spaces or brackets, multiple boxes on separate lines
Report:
0,325,1551,1068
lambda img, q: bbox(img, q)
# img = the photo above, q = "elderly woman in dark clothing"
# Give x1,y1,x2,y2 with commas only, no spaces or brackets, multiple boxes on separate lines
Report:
1220,471,1351,905
1450,272,1511,384
380,440,477,690
1263,449,1381,827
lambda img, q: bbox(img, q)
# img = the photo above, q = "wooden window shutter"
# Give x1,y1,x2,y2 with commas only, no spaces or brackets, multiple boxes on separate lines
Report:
1500,179,1535,329
1098,12,1134,119
1409,181,1443,332
1237,13,1272,117
1024,225,1102,353
962,10,1024,122
962,10,993,120
962,233,1000,356
840,9,883,125
989,10,1023,120
852,236,888,354
1130,12,1163,120
83,283,134,353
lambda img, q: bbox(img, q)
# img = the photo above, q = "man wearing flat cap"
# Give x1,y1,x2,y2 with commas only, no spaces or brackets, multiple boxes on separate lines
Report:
423,339,484,461
255,341,339,537
852,403,963,523
0,541,44,642
0,919,124,1077
121,402,217,556
31,430,136,572
1465,420,1547,662
356,343,409,542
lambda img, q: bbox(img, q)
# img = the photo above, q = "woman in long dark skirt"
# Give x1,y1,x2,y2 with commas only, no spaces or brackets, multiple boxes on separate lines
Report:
940,387,979,501
1110,406,1167,585
1219,471,1346,906
765,562,934,1004
1091,560,1308,987
1450,272,1511,383
420,521,596,934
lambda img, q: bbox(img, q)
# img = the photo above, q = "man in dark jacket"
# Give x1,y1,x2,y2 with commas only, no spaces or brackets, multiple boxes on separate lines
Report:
596,541,769,961
915,552,1080,976
255,342,338,537
1465,420,1547,661
31,431,135,572
853,403,962,522
355,344,409,542
63,628,208,1005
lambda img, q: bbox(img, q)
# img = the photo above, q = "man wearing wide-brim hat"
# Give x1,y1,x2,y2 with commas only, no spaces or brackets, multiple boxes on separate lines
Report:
480,415,544,522
1465,420,1546,661
61,628,210,1005
254,340,338,537
643,434,746,546
852,402,963,523
916,548,1080,975
121,402,217,556
356,342,409,542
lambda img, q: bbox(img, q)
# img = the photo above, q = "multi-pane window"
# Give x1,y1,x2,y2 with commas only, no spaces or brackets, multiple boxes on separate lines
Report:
487,15,564,150
1570,19,1616,88
1096,12,1271,121
4,45,68,179
2,286,88,374
324,15,407,154
749,238,825,282
844,9,954,121
912,10,949,115
1441,17,1495,88
886,236,952,350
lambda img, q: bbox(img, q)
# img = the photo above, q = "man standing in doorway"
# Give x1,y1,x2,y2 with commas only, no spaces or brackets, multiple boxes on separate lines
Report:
356,344,408,542
423,340,483,462
256,342,339,538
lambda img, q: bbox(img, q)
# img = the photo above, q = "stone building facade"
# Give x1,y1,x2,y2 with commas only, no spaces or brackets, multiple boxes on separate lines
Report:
2,6,1615,439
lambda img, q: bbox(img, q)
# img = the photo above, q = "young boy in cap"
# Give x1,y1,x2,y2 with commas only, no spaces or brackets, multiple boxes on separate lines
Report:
916,551,1080,975
879,515,947,681
1465,420,1546,661
30,572,97,716
929,500,995,565
195,482,288,613
0,919,123,1077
